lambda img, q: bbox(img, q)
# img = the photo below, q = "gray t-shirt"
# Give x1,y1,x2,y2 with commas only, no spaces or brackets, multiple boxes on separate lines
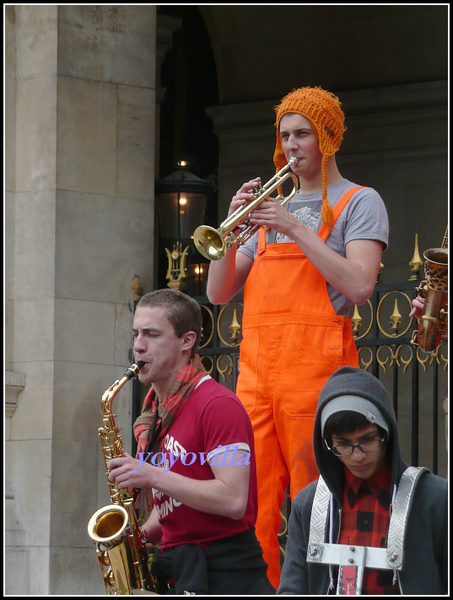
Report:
237,179,389,317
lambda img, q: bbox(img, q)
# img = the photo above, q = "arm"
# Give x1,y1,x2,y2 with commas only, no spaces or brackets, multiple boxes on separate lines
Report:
108,449,250,521
206,178,258,304
278,491,311,594
142,507,162,546
206,248,253,305
249,200,383,305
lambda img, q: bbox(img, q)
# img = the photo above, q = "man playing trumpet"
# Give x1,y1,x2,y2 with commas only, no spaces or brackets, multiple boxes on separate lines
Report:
206,86,389,588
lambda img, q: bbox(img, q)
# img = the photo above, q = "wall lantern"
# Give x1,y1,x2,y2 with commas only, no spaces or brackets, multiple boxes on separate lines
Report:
155,159,216,293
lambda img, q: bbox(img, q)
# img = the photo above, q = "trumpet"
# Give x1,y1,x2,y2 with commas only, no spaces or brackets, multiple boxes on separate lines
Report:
193,157,299,261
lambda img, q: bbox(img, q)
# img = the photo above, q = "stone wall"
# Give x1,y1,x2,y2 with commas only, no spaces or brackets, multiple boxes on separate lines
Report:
5,6,158,594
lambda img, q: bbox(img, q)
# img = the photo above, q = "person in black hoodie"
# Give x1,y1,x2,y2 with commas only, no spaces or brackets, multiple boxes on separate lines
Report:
277,366,448,595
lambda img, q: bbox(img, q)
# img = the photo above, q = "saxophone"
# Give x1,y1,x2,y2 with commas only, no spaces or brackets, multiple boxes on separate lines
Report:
87,362,158,595
411,227,448,353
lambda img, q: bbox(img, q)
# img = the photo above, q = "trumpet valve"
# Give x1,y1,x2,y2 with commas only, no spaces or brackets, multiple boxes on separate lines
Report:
251,182,263,196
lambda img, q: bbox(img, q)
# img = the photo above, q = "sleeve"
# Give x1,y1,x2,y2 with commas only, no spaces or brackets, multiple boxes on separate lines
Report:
277,490,312,594
402,473,448,593
342,187,389,251
236,229,259,260
198,393,253,457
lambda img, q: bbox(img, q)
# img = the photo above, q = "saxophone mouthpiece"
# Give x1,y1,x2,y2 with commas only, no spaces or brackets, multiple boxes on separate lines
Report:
124,362,144,379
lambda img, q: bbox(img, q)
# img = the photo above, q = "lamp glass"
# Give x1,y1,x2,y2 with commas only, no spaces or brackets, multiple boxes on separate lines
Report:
157,192,207,240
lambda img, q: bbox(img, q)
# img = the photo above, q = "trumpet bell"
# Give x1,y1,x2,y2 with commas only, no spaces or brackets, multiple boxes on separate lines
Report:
193,225,226,261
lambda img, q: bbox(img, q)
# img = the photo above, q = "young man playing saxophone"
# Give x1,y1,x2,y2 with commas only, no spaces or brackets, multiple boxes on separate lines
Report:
107,289,274,595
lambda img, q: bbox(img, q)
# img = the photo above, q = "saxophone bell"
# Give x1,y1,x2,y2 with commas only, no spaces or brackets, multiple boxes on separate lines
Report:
88,505,130,552
411,227,448,353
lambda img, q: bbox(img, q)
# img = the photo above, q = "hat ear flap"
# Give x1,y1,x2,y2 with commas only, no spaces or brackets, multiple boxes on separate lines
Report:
273,118,287,171
320,154,334,228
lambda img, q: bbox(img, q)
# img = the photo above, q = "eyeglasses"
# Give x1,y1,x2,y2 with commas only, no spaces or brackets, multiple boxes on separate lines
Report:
324,437,385,457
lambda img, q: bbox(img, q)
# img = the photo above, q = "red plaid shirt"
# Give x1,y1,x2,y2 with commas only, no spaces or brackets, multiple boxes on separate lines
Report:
337,463,400,594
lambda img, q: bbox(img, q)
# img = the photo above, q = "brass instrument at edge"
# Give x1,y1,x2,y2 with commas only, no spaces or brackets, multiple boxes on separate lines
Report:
194,157,299,261
411,227,448,353
87,362,158,595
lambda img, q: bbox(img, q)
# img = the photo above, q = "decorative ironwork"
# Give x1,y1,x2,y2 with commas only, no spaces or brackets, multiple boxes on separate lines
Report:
165,242,190,290
375,291,413,338
193,238,448,562
351,300,373,339
217,302,243,347
196,279,447,471
409,233,423,280
199,304,214,348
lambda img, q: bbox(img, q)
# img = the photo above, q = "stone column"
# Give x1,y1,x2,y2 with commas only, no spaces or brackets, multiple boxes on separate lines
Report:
5,5,158,594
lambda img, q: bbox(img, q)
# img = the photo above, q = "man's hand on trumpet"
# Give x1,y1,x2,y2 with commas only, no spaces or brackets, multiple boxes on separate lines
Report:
248,198,300,239
230,177,261,218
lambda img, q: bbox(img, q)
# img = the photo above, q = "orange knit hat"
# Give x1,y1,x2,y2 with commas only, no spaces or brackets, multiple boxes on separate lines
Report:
273,86,346,228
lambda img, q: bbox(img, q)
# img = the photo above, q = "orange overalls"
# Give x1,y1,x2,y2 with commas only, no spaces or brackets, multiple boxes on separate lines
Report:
236,187,362,589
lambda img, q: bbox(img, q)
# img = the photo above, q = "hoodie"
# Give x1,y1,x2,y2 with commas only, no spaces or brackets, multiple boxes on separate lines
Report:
278,366,448,595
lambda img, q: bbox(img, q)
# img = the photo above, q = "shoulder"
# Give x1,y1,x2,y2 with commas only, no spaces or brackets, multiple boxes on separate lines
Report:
339,180,386,212
334,180,389,247
402,468,448,522
328,180,388,229
415,470,448,499
190,377,253,428
192,377,245,409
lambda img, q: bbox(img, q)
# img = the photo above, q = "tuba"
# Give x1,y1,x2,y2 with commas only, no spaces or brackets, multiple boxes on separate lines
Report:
87,362,158,595
411,227,448,353
193,157,299,260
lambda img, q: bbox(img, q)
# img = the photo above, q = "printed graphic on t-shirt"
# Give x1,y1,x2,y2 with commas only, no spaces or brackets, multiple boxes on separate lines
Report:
151,432,251,522
274,199,322,243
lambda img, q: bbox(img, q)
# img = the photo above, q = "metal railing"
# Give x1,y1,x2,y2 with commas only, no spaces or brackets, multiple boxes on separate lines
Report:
194,279,448,564
195,280,448,475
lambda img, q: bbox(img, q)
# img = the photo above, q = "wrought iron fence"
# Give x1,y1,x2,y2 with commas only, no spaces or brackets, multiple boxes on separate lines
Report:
195,279,448,476
194,276,448,564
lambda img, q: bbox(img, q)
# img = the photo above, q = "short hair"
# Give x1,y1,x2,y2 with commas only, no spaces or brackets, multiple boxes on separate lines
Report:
323,410,387,446
136,289,202,357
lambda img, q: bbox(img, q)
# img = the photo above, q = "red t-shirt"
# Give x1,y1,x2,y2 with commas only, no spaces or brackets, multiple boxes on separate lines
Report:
151,376,258,551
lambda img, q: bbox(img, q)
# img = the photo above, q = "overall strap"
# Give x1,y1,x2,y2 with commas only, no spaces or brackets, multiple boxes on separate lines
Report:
317,186,365,242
